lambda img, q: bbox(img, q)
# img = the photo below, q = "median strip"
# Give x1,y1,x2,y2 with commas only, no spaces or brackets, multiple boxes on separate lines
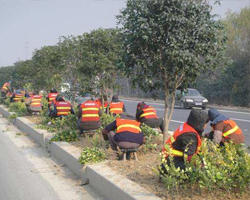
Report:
0,105,162,200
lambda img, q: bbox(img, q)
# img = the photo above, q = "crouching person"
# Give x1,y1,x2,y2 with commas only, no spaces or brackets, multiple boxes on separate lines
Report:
136,101,164,132
101,114,145,160
161,109,208,172
25,92,43,114
77,98,102,136
51,95,74,118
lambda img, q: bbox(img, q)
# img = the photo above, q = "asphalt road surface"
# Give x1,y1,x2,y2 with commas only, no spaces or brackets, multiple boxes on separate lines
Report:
0,115,103,200
120,99,250,146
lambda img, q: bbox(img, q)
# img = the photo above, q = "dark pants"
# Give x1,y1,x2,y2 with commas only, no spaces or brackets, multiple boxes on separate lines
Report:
142,118,164,132
77,119,101,134
108,131,140,151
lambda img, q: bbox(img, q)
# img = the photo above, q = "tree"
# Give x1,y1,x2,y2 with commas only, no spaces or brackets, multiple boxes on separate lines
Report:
58,35,85,106
118,0,227,142
79,28,123,109
32,45,63,92
196,7,250,107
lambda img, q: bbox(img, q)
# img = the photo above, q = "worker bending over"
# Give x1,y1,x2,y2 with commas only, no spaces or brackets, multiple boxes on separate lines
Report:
136,101,164,132
77,97,102,135
206,108,244,145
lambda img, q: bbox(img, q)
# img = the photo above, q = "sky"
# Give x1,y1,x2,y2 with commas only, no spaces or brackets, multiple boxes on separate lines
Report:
0,0,250,67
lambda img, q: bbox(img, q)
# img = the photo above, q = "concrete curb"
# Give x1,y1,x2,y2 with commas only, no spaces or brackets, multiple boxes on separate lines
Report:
0,104,162,200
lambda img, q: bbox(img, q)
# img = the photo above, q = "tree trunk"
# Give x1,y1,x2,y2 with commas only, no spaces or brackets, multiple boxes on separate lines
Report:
163,88,176,143
101,93,104,111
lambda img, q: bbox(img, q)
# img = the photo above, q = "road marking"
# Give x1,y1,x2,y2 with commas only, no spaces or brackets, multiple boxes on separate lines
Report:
218,109,250,115
230,118,250,123
122,99,250,115
171,120,184,124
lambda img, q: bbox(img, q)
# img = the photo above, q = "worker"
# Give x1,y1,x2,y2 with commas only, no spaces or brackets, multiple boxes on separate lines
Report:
10,90,23,102
161,109,208,171
47,89,58,108
25,92,43,113
95,96,109,112
51,95,74,118
108,95,126,116
1,81,11,100
205,108,245,145
136,101,164,132
101,113,145,159
77,97,102,135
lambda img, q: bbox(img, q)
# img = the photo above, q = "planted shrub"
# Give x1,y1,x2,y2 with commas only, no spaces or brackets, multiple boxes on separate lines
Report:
159,139,250,192
141,124,161,152
8,101,28,116
51,130,79,142
79,147,106,164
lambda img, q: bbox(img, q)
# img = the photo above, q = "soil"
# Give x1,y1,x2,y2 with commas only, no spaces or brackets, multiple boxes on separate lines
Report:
107,151,250,200
23,115,250,200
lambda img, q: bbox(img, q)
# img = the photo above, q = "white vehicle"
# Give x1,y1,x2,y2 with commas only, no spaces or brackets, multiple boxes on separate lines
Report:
61,83,70,93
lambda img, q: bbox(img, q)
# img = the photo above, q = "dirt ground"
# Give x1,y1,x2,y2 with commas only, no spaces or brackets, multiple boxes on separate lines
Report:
23,116,250,200
107,151,250,200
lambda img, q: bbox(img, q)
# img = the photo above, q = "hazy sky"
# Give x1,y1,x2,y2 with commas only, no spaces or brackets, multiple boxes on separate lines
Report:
0,0,249,67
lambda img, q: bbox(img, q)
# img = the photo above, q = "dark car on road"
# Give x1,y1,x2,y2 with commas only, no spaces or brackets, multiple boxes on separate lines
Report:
175,88,208,110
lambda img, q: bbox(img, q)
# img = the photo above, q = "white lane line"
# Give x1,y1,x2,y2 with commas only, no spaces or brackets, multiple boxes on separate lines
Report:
218,109,250,115
171,120,184,124
121,99,165,106
230,118,250,123
122,99,250,115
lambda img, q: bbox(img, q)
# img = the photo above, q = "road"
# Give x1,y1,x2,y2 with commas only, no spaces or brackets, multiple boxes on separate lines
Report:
0,115,103,200
120,99,250,146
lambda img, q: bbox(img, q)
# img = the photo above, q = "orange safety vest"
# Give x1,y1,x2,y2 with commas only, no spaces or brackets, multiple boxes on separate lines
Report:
13,93,23,102
30,95,43,107
48,93,58,105
109,102,124,114
1,83,10,92
222,120,242,138
163,122,202,158
116,118,141,134
81,100,100,122
55,101,71,116
140,106,158,119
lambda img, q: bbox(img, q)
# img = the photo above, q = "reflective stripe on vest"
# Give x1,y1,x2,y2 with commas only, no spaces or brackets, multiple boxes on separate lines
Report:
13,94,23,101
81,100,100,122
140,107,158,119
163,122,201,157
30,95,42,107
109,102,124,114
116,118,141,134
222,120,242,138
55,101,71,116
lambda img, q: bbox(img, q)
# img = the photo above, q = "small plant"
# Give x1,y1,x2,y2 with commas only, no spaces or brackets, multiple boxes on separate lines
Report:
8,101,28,116
100,114,117,129
79,147,106,164
51,130,79,142
159,139,250,192
4,98,11,107
141,124,161,152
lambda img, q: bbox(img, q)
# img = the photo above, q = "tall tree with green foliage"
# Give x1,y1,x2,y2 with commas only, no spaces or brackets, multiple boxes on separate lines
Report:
32,45,63,92
58,35,85,106
118,0,227,141
79,28,122,108
197,7,250,107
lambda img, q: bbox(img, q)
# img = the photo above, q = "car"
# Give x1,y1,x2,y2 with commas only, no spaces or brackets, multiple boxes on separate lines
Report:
175,88,208,110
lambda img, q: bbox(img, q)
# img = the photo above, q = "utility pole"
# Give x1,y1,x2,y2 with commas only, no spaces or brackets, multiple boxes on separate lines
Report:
25,42,29,60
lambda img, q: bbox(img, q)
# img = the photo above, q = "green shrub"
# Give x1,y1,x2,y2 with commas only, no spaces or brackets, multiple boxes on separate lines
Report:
8,101,28,116
79,147,106,164
159,139,250,192
4,98,11,107
141,124,161,152
51,130,79,142
100,114,117,128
